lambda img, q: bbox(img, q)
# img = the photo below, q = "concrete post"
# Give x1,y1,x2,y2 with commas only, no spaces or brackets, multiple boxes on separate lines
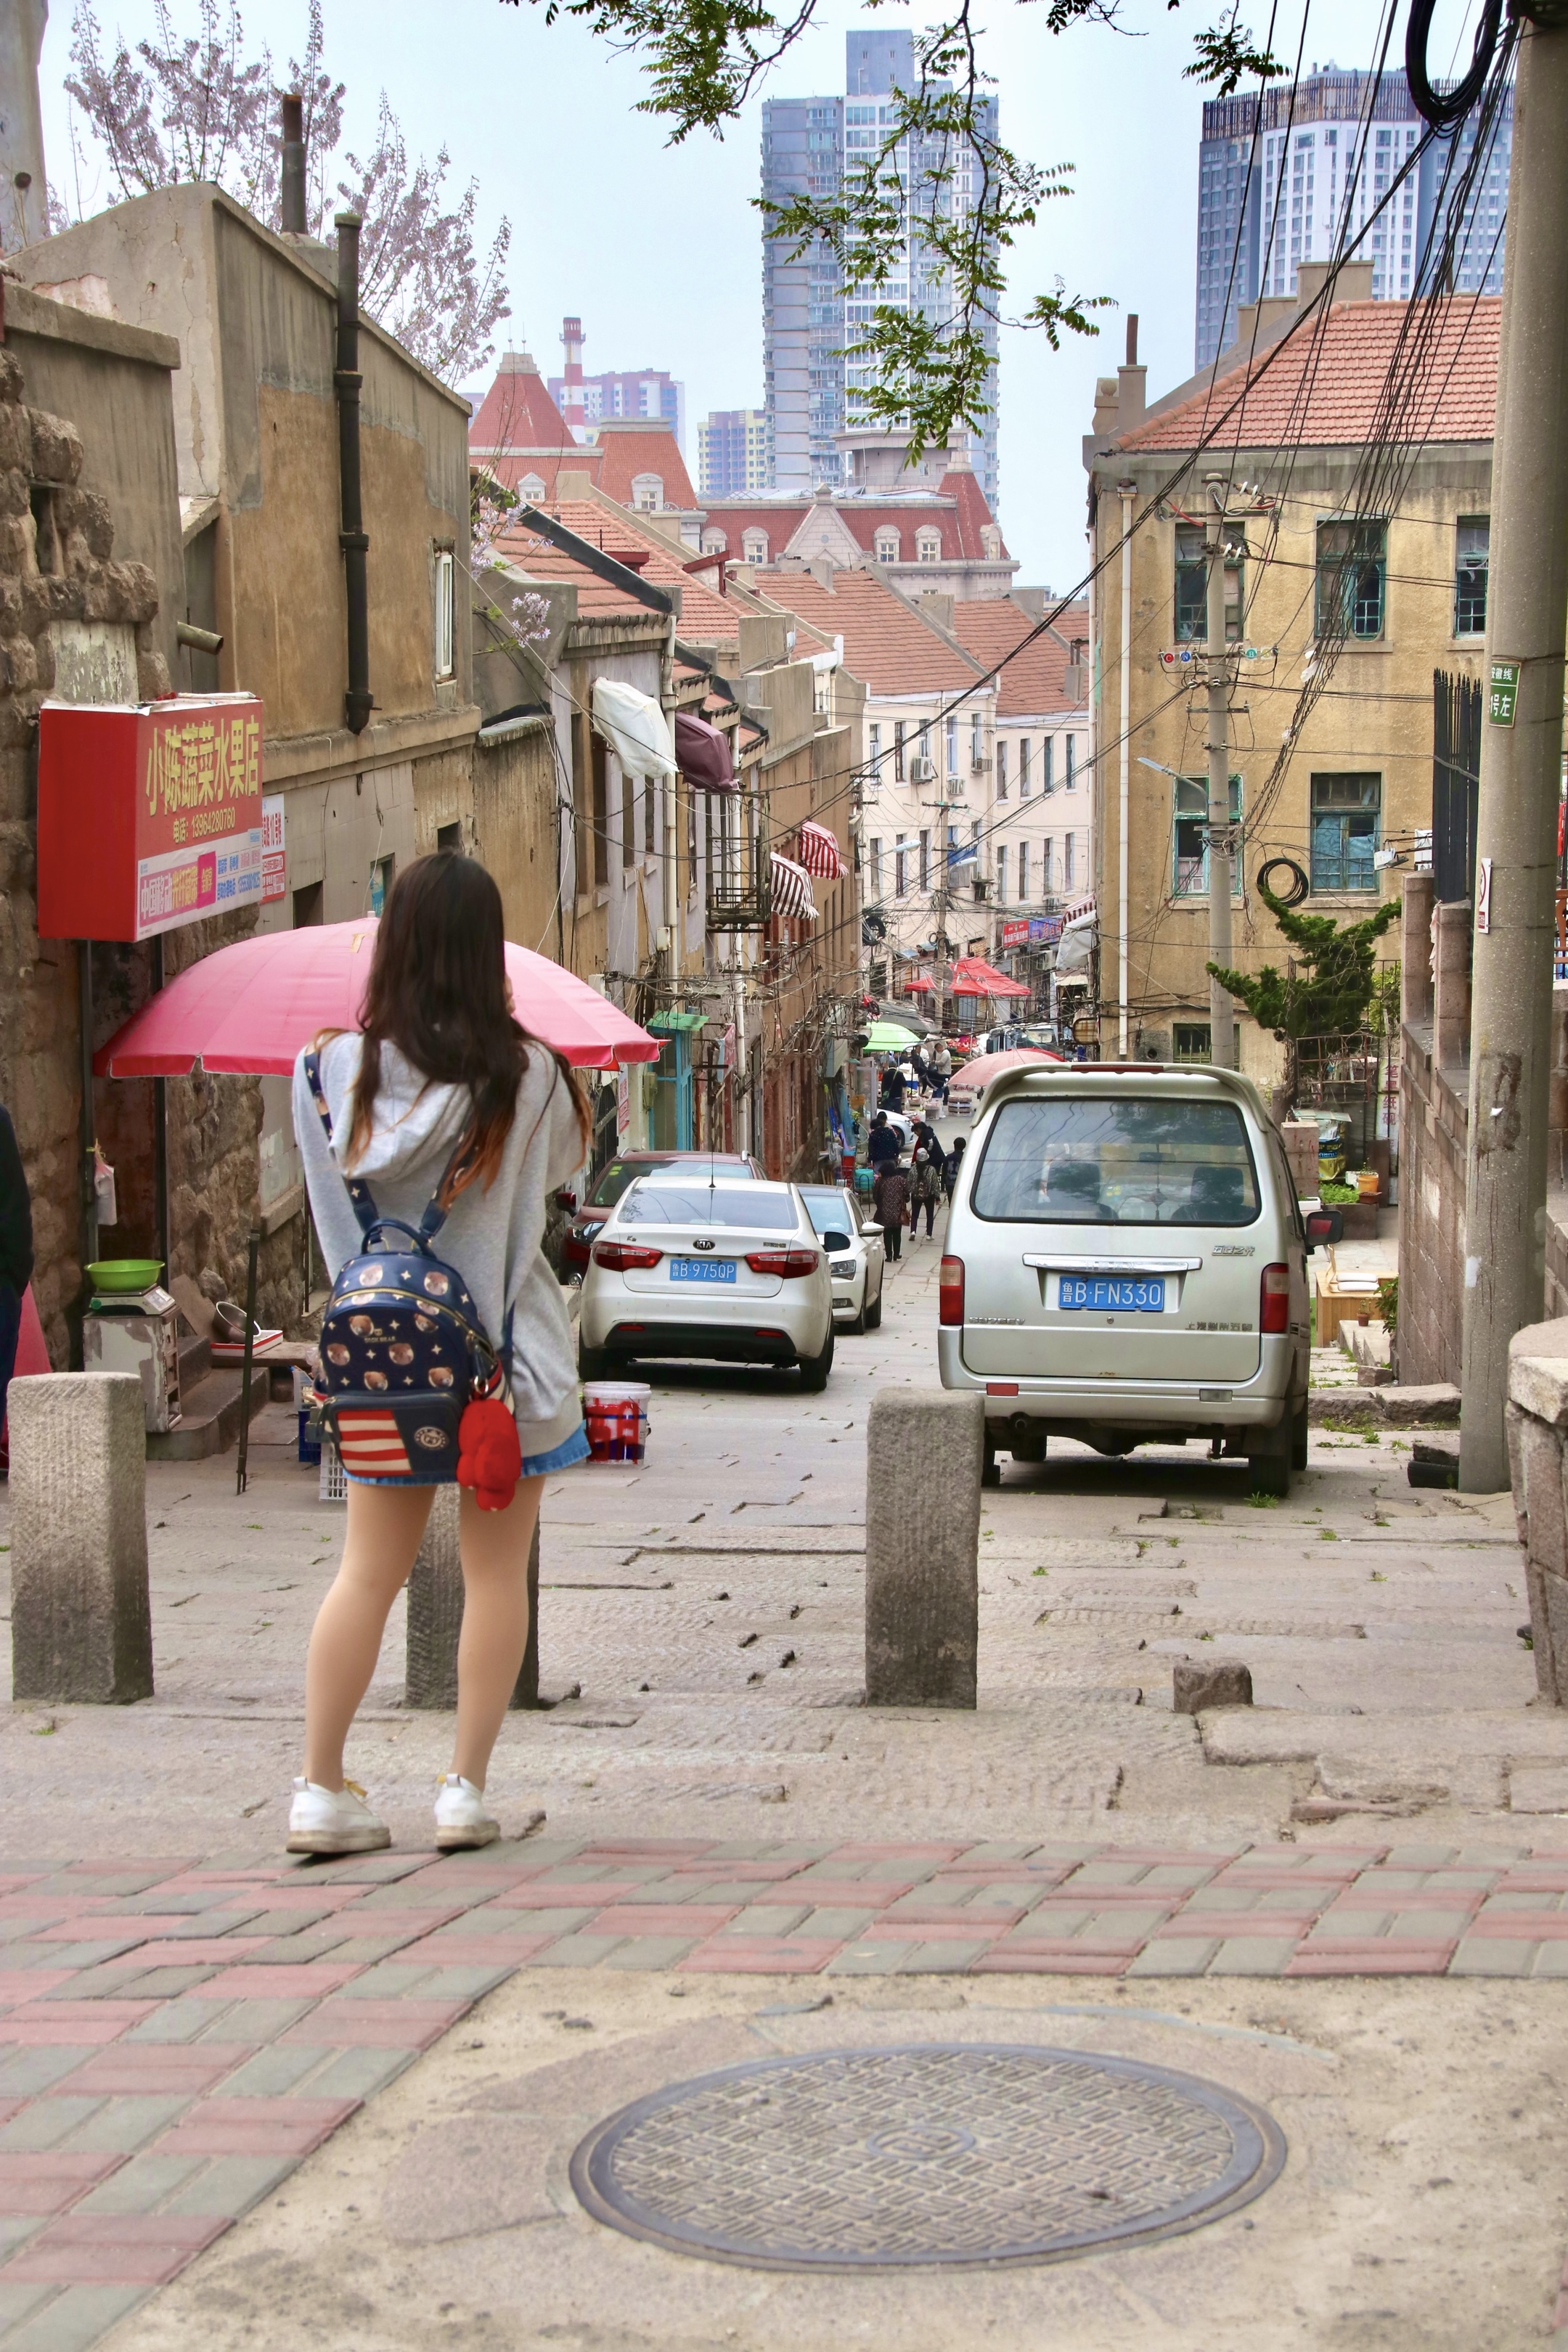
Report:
1460,20,1568,1493
1433,901,1471,1076
1204,475,1237,1071
8,1373,153,1704
405,1487,539,1710
1401,871,1435,1028
865,1388,981,1708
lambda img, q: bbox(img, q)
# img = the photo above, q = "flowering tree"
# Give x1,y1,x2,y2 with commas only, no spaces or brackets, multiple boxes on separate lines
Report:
62,0,510,382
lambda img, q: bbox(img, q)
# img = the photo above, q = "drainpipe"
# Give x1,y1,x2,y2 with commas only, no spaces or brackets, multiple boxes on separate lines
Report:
280,94,307,234
1116,479,1135,1058
335,213,372,734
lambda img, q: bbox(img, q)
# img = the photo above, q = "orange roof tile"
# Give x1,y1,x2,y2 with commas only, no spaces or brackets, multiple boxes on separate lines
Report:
756,567,987,696
950,597,1089,718
589,424,699,512
494,525,656,619
532,499,739,643
470,351,579,455
1120,296,1500,454
701,466,1008,566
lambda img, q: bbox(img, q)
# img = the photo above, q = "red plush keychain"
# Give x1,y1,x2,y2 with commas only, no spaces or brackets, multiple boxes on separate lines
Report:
457,1395,522,1511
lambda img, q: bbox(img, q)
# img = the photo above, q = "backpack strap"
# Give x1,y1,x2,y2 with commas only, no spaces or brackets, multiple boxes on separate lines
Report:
304,1049,380,1240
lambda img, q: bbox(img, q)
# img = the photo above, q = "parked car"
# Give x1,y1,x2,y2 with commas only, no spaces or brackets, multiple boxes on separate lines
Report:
579,1175,836,1389
799,1183,885,1334
562,1149,762,1275
937,1063,1340,1494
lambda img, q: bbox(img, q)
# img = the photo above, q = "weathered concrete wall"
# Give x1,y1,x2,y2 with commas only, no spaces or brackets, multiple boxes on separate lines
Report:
472,717,558,952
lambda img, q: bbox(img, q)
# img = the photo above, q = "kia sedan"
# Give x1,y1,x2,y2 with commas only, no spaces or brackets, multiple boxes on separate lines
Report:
579,1177,836,1389
799,1183,885,1334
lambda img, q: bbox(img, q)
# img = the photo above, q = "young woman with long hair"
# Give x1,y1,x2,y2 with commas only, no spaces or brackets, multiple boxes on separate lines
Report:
289,853,589,1855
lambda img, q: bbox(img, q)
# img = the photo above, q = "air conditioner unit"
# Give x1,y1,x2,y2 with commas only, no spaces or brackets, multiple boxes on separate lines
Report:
859,780,881,804
971,754,992,774
909,755,938,784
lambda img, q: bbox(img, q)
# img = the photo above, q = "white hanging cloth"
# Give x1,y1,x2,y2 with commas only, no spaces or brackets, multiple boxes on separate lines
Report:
591,677,677,779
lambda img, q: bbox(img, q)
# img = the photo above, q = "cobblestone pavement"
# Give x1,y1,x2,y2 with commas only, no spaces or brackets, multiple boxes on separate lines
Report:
0,1219,1556,2345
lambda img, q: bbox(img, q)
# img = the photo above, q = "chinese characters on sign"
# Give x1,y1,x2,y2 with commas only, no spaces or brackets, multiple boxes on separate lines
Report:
137,703,264,939
261,796,286,902
1000,918,1030,948
1489,658,1521,727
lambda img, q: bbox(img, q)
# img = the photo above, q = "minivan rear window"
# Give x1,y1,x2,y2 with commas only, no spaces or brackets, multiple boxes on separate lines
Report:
971,1097,1260,1227
619,1185,797,1230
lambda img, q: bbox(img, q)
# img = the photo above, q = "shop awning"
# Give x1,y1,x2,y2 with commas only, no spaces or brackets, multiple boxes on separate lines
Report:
648,1008,709,1032
769,852,818,922
795,818,848,878
674,709,736,792
950,955,1031,1000
592,677,677,779
902,975,935,993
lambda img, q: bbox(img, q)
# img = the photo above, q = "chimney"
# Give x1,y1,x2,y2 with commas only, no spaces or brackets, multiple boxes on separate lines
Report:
1116,311,1146,434
560,314,587,440
1295,258,1375,314
280,93,307,235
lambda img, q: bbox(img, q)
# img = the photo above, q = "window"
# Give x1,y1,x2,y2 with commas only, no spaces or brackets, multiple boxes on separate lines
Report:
623,768,636,870
981,526,1001,560
1174,1024,1213,1064
1316,519,1387,640
293,879,323,928
995,845,1007,904
894,721,907,781
1043,838,1054,894
369,854,395,916
1175,523,1245,642
1018,841,1030,902
1310,773,1381,893
1173,774,1243,897
1064,833,1076,890
970,1096,1259,1226
870,837,883,898
433,548,455,680
591,732,609,886
517,471,547,502
742,529,769,564
916,530,941,564
875,528,900,562
1020,738,1032,797
701,528,727,555
1066,735,1077,788
1455,517,1489,637
946,716,958,775
436,822,462,854
996,740,1008,799
1042,736,1054,794
631,473,663,512
895,834,908,897
919,828,930,892
645,774,658,855
971,714,983,767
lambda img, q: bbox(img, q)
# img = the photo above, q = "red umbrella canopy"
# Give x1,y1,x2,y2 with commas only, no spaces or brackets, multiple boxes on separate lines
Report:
950,955,1032,1000
94,920,659,1077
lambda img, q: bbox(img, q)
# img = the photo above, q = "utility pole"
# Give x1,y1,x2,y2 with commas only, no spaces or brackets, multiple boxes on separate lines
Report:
1458,14,1568,1492
931,785,953,1040
1204,473,1238,1071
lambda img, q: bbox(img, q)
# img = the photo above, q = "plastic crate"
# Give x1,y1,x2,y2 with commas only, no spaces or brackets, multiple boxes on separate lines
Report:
318,1441,348,1503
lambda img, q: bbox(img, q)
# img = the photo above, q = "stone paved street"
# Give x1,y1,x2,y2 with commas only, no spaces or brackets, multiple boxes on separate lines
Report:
1,1230,1564,2345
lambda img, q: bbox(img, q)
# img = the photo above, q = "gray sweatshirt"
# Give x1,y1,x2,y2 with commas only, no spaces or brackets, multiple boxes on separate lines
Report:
293,1033,584,1458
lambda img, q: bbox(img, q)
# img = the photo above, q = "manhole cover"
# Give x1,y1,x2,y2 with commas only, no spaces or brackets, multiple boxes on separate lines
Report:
570,2043,1285,2271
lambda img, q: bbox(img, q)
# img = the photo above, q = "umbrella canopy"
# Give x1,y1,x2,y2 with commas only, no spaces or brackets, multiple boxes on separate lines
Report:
950,955,1032,1000
865,1019,921,1053
94,920,660,1078
948,1045,1065,1101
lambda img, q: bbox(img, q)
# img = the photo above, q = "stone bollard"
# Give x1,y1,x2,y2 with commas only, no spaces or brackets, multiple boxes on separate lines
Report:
9,1373,153,1704
865,1388,981,1708
405,1486,539,1709
1507,1318,1568,1702
1173,1658,1252,1713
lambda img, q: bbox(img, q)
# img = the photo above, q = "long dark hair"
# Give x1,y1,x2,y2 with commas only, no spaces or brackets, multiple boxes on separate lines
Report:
343,853,587,1198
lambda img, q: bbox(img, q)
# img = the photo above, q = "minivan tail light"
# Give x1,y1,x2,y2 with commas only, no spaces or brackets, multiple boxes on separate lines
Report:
593,1240,664,1272
746,1248,819,1278
1260,1263,1290,1333
939,1256,965,1326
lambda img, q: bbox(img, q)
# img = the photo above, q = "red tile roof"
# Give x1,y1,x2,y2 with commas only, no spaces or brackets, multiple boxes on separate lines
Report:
950,597,1090,718
701,465,1008,567
1120,297,1500,454
470,352,579,455
589,424,698,513
756,567,987,697
509,499,740,643
495,525,654,618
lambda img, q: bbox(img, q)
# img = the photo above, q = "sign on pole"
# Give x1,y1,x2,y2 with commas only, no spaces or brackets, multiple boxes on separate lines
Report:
1489,659,1521,727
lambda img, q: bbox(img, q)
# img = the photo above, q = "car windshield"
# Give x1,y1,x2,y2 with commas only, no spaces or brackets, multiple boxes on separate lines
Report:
799,1188,854,1234
590,1156,752,1207
619,1185,798,1230
971,1096,1261,1227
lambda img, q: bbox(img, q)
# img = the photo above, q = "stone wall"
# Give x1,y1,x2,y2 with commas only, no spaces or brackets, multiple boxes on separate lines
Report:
1507,1321,1568,1704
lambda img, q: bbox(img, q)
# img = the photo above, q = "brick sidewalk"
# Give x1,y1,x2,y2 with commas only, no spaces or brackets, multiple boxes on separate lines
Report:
1,1831,1567,2345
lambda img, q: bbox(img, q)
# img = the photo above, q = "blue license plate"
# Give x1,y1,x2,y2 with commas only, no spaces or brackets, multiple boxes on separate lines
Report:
671,1258,738,1284
1059,1276,1165,1313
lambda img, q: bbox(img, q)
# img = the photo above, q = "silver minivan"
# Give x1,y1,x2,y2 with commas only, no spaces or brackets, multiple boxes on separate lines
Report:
937,1064,1339,1494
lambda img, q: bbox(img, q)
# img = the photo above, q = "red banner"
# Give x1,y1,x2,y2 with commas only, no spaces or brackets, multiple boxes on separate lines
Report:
38,695,265,943
1000,918,1031,948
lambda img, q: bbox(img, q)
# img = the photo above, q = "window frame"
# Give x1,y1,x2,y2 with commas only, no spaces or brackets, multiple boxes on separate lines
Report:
1172,772,1244,899
1454,515,1489,640
1315,518,1388,642
995,740,1008,799
433,546,456,681
1309,771,1382,895
1175,522,1246,643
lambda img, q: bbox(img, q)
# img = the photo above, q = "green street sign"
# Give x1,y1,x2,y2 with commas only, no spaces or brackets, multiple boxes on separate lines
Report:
1489,658,1521,727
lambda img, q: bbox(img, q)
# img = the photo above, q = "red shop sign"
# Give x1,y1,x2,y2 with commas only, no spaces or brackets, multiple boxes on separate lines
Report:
1000,918,1031,948
38,694,265,943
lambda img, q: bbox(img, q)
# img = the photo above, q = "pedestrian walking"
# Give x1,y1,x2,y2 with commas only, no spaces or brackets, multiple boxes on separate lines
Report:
910,1146,941,1238
867,1110,901,1169
943,1134,967,1201
290,853,590,1858
871,1158,909,1261
0,1103,33,1434
880,1062,906,1114
931,1040,952,1105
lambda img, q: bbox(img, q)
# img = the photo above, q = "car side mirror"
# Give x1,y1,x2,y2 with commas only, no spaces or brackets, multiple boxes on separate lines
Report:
822,1230,852,1252
1304,1208,1343,1251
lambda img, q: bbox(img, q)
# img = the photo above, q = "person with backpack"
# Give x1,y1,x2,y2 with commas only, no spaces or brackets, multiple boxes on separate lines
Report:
943,1133,967,1202
290,854,589,1857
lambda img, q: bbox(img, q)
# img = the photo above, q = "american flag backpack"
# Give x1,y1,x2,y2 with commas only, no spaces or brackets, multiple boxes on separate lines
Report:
303,1050,508,1485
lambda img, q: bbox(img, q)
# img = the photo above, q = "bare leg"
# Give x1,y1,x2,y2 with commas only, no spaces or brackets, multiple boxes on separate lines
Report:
303,1483,434,1789
452,1476,545,1787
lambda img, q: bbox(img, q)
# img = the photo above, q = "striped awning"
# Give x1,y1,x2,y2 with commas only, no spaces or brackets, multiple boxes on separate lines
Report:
795,818,849,880
769,852,819,923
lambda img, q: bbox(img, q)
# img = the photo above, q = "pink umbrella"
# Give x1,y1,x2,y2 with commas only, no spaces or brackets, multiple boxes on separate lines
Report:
94,920,659,1077
948,1045,1066,1103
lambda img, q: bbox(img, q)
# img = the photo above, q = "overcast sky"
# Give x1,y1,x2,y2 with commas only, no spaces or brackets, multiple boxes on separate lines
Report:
37,0,1430,588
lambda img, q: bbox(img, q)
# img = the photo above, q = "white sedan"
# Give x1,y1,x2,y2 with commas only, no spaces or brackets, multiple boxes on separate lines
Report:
578,1175,836,1389
798,1183,884,1334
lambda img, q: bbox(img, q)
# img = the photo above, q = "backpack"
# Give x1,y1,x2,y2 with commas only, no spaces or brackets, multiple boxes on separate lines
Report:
303,1050,508,1485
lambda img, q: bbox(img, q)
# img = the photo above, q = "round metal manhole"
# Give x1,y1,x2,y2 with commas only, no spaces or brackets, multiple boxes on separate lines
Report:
569,2043,1285,2271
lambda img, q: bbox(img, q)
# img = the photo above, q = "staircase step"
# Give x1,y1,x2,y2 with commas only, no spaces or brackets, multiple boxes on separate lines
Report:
147,1365,271,1461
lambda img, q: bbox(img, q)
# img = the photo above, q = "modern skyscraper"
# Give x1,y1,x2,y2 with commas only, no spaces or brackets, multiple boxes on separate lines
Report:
1194,65,1512,369
761,28,1000,510
696,409,770,499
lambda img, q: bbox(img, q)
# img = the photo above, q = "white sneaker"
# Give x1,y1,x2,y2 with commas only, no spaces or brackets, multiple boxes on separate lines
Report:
434,1773,499,1851
286,1776,391,1855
